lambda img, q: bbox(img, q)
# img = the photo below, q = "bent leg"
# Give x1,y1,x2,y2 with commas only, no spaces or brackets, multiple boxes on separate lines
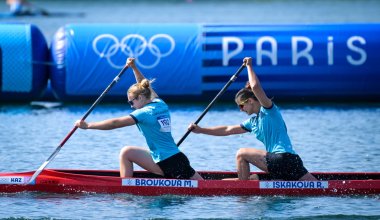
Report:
236,148,268,180
119,146,164,178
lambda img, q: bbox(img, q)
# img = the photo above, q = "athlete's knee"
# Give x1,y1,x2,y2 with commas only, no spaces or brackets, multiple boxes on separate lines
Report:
236,148,248,162
119,146,135,159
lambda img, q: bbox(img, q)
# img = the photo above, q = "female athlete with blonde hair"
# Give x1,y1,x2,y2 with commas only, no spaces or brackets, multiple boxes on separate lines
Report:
76,58,203,180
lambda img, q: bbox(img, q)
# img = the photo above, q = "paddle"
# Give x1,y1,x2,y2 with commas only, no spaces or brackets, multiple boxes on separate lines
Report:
27,64,130,185
176,64,246,146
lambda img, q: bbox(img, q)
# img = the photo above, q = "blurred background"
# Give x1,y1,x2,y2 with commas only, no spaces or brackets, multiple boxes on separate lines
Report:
2,0,380,44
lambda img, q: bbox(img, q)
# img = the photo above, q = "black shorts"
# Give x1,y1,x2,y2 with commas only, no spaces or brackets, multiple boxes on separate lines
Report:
156,152,196,179
266,152,309,180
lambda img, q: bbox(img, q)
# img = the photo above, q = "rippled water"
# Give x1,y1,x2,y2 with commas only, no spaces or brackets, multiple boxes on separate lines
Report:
0,103,380,219
1,0,380,219
1,193,380,219
1,103,379,173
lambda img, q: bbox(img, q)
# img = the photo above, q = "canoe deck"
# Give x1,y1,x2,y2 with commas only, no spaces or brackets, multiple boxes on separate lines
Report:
1,169,379,196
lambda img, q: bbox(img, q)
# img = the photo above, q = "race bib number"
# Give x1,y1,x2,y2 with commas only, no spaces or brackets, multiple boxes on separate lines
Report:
157,116,171,132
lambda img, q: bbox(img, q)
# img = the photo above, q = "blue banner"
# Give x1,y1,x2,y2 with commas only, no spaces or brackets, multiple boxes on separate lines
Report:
51,24,202,101
201,24,380,99
50,23,380,102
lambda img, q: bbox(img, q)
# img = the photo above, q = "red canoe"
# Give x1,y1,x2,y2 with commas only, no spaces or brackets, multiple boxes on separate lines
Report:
0,169,379,196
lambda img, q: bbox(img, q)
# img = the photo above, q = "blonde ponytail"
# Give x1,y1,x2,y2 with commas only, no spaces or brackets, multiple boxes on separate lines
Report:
128,78,156,99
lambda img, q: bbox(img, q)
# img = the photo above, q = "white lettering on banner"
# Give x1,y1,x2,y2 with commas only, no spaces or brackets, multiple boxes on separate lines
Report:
292,36,314,65
328,36,334,65
223,37,244,66
257,36,278,65
122,178,198,188
347,36,367,65
259,181,328,189
222,36,367,66
0,176,29,185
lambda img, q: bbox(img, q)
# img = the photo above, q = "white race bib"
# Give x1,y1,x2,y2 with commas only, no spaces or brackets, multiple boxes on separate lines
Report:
157,116,171,132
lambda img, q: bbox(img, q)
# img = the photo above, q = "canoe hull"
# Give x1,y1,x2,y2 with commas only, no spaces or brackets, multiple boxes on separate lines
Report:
1,169,379,196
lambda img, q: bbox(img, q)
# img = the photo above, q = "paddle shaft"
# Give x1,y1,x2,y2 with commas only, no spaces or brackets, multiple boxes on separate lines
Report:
27,65,130,184
176,64,246,147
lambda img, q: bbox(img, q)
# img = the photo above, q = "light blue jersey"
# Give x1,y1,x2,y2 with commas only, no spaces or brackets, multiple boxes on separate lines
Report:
130,98,180,163
240,104,296,154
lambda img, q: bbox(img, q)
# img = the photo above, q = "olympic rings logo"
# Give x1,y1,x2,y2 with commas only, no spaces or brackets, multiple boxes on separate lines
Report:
92,33,175,69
